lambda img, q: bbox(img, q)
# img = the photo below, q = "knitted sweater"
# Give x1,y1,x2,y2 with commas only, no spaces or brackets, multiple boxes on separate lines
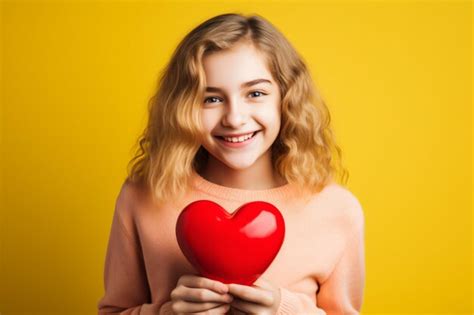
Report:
97,171,366,314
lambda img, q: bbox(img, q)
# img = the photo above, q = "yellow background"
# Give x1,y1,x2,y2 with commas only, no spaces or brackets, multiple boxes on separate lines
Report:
0,0,472,314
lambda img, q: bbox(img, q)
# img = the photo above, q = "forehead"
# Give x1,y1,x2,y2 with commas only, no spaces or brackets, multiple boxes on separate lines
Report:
202,42,273,86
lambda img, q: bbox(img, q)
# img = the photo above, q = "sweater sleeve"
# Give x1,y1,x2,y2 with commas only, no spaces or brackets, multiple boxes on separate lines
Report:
97,184,179,315
276,287,327,315
276,201,366,315
97,184,152,314
314,204,366,314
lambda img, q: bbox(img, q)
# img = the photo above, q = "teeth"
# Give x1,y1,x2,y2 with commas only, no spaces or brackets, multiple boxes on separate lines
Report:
223,132,255,143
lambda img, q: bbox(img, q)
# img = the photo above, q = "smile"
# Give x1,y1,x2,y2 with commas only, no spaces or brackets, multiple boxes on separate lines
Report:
214,131,259,148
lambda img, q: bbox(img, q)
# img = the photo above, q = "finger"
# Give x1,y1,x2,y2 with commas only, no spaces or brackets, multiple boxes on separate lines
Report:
172,286,233,303
228,283,274,306
253,278,273,290
178,274,229,293
192,302,231,314
172,300,224,313
229,307,247,315
230,297,265,314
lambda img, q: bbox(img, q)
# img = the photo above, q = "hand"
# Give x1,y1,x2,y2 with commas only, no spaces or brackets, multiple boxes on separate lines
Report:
170,274,234,314
227,278,281,315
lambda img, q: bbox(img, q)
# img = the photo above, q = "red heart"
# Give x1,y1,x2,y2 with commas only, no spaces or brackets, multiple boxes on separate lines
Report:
176,200,285,285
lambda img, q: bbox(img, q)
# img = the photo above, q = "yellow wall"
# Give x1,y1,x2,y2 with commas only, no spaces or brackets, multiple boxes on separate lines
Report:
0,1,471,314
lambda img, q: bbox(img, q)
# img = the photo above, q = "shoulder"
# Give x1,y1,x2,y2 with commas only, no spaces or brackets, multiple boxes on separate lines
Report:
319,182,365,232
114,178,148,218
108,178,150,242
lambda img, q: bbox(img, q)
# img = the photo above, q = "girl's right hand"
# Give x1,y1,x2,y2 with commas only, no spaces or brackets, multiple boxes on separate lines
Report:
170,274,234,314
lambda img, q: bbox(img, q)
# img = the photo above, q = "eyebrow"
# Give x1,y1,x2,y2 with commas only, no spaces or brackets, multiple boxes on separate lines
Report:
205,78,272,93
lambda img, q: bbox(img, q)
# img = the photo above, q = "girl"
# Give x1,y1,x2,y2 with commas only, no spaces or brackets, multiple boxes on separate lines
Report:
98,13,365,315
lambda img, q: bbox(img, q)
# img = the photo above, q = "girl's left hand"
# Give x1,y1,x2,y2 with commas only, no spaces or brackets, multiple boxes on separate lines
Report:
227,277,281,315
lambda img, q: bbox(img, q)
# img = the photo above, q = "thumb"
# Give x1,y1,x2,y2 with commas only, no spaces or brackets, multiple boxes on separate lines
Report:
253,277,273,290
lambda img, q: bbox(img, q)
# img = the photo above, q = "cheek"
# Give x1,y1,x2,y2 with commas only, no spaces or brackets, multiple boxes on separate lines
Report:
201,110,220,133
258,106,281,128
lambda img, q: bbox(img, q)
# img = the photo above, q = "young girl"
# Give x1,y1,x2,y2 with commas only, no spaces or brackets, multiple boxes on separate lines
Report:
98,13,365,315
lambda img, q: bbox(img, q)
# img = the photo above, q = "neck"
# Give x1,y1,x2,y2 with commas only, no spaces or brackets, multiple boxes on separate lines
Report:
199,152,287,190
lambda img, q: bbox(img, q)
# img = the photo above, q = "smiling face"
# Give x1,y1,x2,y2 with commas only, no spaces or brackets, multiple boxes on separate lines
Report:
198,40,282,186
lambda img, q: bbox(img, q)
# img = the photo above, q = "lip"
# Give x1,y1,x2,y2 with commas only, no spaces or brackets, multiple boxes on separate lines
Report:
214,131,259,148
218,130,259,137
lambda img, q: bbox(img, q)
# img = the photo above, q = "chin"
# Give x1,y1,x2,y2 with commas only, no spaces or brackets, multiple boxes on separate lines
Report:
218,156,258,170
221,161,254,171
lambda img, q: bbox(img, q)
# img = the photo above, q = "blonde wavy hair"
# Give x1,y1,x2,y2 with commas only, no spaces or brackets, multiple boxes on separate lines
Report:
127,12,349,204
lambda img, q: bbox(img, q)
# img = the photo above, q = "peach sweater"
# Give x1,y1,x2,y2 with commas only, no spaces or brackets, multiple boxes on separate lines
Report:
97,171,366,314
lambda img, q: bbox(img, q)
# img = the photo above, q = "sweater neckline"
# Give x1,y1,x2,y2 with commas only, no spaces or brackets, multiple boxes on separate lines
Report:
191,171,297,201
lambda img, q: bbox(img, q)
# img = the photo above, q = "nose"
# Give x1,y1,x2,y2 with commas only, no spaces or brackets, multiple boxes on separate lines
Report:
221,97,248,128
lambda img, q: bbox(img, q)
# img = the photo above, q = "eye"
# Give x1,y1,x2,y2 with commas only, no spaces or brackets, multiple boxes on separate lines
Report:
249,91,267,98
204,96,222,104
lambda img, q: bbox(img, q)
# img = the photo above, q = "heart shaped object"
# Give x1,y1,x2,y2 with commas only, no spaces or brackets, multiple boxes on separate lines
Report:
176,200,285,285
